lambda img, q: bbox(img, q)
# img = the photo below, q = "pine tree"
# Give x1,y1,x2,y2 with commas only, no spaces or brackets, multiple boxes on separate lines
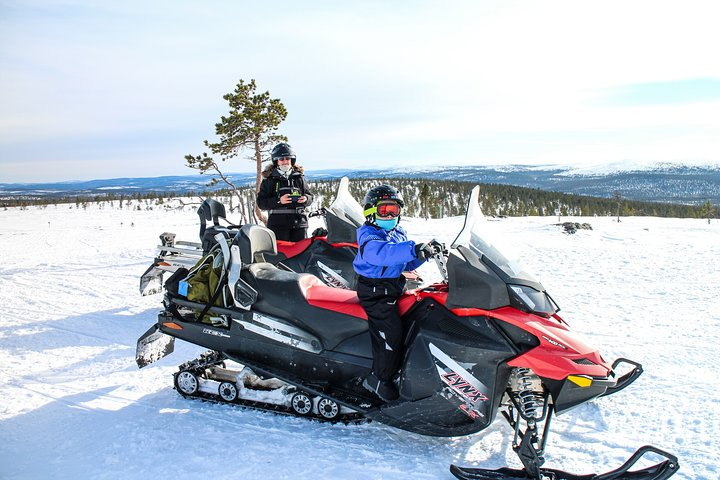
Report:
185,79,288,224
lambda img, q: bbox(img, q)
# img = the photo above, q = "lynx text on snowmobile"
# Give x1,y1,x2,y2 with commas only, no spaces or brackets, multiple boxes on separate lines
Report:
136,185,679,480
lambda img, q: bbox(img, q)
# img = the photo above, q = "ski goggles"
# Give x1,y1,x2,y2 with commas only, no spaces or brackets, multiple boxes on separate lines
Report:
375,201,402,218
274,156,293,163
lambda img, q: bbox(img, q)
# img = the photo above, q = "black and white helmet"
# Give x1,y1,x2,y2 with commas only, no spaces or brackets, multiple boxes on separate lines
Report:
363,185,404,222
271,142,296,166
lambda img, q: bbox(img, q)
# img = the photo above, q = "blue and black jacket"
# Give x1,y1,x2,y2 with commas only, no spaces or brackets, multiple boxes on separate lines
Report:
352,222,425,279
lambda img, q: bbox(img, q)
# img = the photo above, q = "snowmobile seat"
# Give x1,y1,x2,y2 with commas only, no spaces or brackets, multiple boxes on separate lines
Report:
304,284,367,319
304,284,418,318
236,224,277,264
241,263,369,349
198,199,241,254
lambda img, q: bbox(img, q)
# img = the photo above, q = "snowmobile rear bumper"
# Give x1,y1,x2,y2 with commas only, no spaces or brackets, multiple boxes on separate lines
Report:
140,262,165,296
136,324,175,368
450,445,679,480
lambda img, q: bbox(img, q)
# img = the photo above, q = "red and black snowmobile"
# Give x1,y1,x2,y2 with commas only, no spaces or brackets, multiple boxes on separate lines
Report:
136,185,679,480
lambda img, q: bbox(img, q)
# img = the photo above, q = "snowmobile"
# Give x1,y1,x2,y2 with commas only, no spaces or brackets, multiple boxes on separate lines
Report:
136,185,679,480
139,177,381,296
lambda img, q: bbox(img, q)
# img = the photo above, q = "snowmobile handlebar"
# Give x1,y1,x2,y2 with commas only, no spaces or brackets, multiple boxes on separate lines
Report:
308,208,327,218
427,239,449,283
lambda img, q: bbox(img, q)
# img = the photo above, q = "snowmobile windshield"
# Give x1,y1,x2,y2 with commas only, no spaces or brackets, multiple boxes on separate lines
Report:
448,186,557,315
327,177,365,228
451,186,540,285
323,177,366,244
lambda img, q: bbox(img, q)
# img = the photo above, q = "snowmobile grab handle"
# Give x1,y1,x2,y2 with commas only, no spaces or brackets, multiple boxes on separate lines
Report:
601,357,644,398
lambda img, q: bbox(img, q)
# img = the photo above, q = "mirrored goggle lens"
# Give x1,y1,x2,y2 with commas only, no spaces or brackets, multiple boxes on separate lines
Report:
377,202,401,218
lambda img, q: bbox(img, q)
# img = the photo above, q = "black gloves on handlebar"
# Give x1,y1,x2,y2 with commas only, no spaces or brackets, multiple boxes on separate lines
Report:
414,242,436,261
428,239,445,254
415,239,446,261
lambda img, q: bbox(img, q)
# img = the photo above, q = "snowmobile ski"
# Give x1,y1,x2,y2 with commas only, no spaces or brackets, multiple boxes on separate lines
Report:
450,445,679,480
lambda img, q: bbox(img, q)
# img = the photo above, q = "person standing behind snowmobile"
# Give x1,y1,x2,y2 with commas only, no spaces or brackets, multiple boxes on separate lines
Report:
353,184,439,402
256,143,314,241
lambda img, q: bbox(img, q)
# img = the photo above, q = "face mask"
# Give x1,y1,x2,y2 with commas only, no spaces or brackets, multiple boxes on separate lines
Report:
277,164,291,174
376,217,398,231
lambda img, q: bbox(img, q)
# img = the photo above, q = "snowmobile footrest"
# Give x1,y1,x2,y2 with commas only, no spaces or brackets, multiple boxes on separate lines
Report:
450,445,679,480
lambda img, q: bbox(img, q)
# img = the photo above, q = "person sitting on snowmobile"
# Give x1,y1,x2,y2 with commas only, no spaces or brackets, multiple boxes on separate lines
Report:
353,184,439,402
256,143,314,242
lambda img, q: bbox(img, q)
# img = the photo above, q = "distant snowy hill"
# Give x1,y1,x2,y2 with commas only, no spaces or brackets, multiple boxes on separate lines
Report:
2,163,719,204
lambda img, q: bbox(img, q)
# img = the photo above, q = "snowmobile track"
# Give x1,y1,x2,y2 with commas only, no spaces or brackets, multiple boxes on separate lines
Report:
173,387,369,425
172,350,369,425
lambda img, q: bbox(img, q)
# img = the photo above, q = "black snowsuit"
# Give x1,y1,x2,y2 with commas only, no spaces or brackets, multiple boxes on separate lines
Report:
356,275,407,381
256,165,314,241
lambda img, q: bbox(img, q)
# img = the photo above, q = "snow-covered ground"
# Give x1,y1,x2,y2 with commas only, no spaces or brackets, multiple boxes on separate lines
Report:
0,200,717,479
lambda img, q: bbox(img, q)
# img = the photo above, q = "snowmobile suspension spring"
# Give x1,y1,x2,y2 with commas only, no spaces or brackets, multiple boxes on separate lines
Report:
516,368,542,421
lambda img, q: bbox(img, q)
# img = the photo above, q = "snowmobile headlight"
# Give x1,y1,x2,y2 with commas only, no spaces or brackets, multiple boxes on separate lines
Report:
508,284,558,316
567,375,593,388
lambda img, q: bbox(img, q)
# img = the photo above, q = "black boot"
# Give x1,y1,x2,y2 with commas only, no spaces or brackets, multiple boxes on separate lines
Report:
362,372,399,402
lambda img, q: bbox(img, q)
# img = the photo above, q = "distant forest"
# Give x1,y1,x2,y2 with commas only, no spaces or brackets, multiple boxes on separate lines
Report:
3,178,716,220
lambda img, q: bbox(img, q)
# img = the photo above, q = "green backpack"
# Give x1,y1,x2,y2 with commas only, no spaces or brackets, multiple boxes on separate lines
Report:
185,243,229,307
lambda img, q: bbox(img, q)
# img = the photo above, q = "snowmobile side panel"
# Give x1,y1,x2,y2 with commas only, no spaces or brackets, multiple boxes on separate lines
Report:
330,331,373,359
155,308,372,392
242,265,369,349
367,301,516,436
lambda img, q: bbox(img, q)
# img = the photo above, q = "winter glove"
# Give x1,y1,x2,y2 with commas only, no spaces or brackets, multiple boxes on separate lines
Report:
428,239,445,254
414,243,436,261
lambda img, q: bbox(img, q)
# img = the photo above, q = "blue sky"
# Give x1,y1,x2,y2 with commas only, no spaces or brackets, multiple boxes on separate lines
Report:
1,0,720,182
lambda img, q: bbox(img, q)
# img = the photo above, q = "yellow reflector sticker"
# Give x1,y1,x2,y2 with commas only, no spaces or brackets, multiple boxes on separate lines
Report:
568,375,593,387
